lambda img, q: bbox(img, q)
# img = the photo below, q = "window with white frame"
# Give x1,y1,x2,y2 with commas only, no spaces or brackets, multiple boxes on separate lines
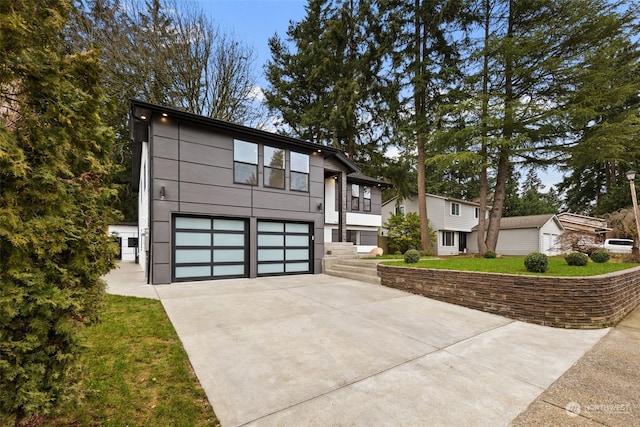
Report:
290,151,309,192
474,207,480,219
451,202,460,216
442,231,455,247
396,205,405,215
363,186,371,212
233,140,258,185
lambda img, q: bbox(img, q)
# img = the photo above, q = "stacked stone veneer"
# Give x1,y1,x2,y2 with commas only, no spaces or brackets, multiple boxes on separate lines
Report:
377,264,640,329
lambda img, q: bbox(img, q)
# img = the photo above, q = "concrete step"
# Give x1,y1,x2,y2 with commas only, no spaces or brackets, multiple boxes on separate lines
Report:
324,268,381,285
329,263,378,273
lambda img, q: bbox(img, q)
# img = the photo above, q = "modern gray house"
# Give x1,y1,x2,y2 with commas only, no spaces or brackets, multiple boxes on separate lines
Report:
130,100,386,284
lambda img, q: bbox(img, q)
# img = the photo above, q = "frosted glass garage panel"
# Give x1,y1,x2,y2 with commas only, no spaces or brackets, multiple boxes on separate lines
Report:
213,233,245,246
214,264,245,277
286,223,309,233
175,217,211,230
286,249,309,261
258,222,284,232
175,249,211,263
286,262,310,273
258,263,285,274
286,235,309,246
213,219,245,231
258,249,284,261
175,266,211,278
175,232,211,246
258,234,284,246
213,249,244,262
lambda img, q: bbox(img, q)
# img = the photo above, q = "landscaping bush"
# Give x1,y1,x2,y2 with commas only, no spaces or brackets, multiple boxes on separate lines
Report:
565,251,589,266
404,249,421,264
590,250,611,264
383,212,436,254
484,250,497,259
524,252,549,273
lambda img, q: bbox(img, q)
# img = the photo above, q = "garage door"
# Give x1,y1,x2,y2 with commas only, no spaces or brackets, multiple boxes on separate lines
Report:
257,221,312,276
173,216,248,281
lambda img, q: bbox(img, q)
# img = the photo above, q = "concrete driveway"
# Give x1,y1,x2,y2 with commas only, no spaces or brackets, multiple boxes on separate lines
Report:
150,273,608,427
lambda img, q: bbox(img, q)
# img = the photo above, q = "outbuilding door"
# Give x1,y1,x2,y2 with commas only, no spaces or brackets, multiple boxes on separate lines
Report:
257,220,312,276
173,216,248,282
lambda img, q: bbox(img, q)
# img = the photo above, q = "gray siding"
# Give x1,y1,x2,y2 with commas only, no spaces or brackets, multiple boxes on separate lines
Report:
148,117,325,284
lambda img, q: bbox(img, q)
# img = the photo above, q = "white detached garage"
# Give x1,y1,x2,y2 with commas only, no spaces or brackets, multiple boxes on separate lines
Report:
469,214,565,256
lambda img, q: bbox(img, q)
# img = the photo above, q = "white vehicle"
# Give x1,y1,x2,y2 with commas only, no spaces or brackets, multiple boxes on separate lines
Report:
602,238,634,254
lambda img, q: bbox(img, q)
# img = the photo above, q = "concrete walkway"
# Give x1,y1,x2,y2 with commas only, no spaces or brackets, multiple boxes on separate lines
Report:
105,262,614,426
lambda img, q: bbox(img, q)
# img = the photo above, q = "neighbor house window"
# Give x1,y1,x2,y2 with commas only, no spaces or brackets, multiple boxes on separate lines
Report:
351,184,360,210
290,152,309,191
442,231,455,247
234,140,258,185
363,186,371,212
451,202,460,216
474,207,480,219
264,146,285,189
396,205,405,215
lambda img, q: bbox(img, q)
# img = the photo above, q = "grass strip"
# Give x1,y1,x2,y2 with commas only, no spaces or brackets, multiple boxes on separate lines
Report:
44,294,218,427
383,256,638,277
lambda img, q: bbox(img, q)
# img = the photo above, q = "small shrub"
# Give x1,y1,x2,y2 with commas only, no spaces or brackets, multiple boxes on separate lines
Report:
524,252,549,273
484,250,497,259
565,251,588,266
590,250,611,264
404,249,421,264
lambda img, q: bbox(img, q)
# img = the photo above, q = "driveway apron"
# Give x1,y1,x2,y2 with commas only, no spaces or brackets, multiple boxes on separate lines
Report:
154,274,607,427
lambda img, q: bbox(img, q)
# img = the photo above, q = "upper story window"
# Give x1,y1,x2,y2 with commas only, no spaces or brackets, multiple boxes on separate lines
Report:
233,140,258,185
290,152,309,192
474,207,480,219
451,202,460,216
351,184,360,210
396,205,405,215
264,146,285,189
363,186,371,212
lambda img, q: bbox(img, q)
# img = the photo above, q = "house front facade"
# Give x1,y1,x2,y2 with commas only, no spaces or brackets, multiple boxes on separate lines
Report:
381,194,483,255
130,100,384,284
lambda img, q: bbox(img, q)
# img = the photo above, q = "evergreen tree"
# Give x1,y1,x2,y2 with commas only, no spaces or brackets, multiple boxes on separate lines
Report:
379,0,467,253
0,0,118,422
459,0,639,251
265,0,390,172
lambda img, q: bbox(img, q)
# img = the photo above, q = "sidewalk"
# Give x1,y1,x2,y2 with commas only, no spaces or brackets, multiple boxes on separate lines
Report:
511,305,640,426
103,261,159,300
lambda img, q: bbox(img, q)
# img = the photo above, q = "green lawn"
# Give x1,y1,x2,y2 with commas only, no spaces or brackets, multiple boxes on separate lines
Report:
44,295,218,427
383,256,638,276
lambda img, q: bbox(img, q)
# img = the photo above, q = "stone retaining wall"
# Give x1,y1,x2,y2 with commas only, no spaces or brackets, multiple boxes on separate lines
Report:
377,264,640,329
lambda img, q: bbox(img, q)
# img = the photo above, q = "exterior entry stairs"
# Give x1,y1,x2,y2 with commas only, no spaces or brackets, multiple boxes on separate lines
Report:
322,242,381,285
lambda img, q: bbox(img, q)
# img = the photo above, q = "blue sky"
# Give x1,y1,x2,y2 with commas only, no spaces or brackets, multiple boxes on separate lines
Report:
195,0,307,85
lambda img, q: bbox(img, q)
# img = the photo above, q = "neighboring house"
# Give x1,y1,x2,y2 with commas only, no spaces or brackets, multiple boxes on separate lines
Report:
556,212,610,244
108,223,138,262
381,194,484,255
130,100,385,284
468,214,565,256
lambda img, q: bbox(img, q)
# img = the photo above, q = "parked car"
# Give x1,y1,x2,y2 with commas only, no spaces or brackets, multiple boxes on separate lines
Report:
602,238,634,254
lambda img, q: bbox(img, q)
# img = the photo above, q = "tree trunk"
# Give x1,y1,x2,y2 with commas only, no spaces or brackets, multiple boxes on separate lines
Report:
414,0,431,253
477,0,491,255
484,0,514,251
